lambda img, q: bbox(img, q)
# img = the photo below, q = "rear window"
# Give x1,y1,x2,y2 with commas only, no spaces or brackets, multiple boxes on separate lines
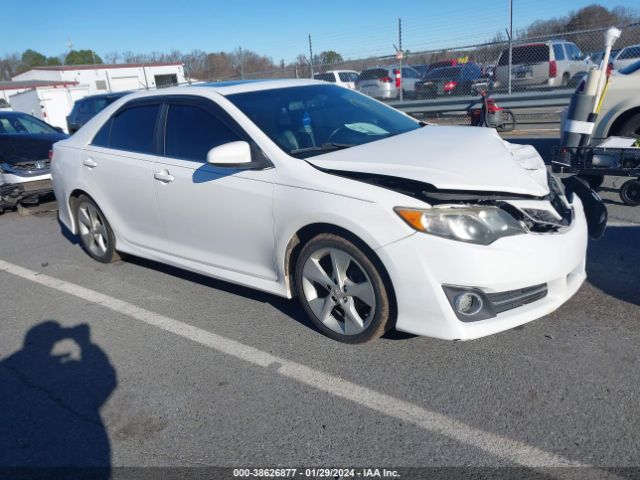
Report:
357,69,388,81
498,45,549,66
314,73,336,82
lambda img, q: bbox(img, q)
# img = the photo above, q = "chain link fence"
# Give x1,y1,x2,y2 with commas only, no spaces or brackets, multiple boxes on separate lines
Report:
213,23,640,99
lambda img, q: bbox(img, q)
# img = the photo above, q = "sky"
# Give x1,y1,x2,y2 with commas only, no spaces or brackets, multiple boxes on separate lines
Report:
2,0,636,63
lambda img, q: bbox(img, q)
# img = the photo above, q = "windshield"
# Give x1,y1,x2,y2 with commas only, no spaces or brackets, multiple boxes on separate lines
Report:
619,59,640,75
226,84,420,158
0,113,58,135
424,66,462,80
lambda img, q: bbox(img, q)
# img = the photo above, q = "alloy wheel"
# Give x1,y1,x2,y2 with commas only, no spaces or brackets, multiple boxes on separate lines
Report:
77,202,110,257
301,247,376,335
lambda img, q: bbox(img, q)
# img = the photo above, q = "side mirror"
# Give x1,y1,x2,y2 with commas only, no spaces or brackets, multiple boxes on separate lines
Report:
206,141,252,167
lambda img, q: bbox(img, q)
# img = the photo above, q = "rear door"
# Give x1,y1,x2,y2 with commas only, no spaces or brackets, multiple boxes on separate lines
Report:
153,96,277,280
81,99,167,252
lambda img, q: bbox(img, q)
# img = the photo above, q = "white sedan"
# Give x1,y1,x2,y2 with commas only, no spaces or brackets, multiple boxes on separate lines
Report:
52,79,597,343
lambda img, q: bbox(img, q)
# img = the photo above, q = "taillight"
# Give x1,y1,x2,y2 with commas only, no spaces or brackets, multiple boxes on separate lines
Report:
549,60,557,78
379,76,392,83
394,69,401,88
444,81,458,92
48,149,53,160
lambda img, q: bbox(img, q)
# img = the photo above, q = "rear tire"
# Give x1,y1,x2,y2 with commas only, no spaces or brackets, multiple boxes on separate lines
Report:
294,233,392,343
561,73,570,87
75,195,120,263
620,179,640,206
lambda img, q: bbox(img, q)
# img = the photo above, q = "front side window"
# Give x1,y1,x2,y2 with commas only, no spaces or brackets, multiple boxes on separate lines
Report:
164,103,242,162
108,104,160,154
227,84,420,159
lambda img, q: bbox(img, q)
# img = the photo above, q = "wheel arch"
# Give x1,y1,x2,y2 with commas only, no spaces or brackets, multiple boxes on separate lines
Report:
283,222,398,322
608,106,640,136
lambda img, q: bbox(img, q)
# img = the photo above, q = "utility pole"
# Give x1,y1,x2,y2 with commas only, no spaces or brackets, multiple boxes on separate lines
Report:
398,18,403,102
393,18,404,101
508,0,513,94
308,34,314,79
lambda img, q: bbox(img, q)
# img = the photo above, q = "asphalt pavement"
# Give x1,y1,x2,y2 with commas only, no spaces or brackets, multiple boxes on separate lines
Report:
0,134,639,479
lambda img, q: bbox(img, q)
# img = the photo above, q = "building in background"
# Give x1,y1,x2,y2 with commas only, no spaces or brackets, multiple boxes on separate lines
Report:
4,63,186,132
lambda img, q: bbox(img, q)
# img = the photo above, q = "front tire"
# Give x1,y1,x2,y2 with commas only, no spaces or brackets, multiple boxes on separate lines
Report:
75,195,120,263
294,234,392,343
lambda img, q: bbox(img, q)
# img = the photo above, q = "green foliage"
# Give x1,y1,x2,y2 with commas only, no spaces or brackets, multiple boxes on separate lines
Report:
65,50,103,65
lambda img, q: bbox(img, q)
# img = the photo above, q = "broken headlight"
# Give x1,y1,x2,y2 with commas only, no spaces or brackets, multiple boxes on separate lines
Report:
395,206,526,245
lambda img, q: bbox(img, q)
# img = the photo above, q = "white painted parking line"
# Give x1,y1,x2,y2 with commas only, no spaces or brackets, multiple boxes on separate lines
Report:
0,258,621,477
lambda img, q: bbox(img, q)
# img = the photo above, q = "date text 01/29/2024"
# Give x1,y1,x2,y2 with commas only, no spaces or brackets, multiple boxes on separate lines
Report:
232,468,400,478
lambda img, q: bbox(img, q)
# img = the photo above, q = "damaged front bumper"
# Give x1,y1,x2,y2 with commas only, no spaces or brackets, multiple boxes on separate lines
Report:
1,177,53,208
377,195,589,340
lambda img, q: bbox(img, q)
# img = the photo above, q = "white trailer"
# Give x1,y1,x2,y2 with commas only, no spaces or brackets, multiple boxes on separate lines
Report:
9,85,90,133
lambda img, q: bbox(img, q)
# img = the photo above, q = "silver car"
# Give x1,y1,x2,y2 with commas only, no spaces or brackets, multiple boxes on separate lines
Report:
355,66,422,99
494,41,593,89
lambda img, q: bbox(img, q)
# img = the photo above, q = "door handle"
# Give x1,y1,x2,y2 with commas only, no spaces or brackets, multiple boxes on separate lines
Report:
83,158,97,168
154,170,175,183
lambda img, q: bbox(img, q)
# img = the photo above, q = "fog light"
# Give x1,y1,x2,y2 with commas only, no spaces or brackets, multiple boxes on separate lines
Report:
454,292,483,316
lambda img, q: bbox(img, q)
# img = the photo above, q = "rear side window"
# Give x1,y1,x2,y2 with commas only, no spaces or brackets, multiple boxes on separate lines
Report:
164,104,242,162
357,69,388,81
107,104,160,154
314,73,336,82
498,45,549,65
553,44,565,61
79,100,95,114
338,72,357,82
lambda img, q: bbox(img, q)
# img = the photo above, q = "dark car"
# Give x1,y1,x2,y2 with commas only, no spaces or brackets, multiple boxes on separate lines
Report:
0,111,68,209
66,92,130,134
414,63,483,99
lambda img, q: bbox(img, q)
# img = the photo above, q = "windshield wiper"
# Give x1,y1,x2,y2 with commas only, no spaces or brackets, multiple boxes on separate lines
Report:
290,143,356,155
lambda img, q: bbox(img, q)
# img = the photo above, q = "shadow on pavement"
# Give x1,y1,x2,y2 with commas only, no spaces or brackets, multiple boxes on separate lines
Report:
0,321,116,479
587,225,640,306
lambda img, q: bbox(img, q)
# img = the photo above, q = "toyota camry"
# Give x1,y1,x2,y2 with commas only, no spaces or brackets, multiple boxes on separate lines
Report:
51,80,605,343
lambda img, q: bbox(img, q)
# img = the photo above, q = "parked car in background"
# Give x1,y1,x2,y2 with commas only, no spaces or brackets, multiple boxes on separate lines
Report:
410,64,430,77
313,70,359,90
611,44,640,71
414,63,483,98
585,60,640,138
52,79,599,344
67,92,131,134
355,66,422,99
588,49,620,66
494,40,592,89
0,111,67,210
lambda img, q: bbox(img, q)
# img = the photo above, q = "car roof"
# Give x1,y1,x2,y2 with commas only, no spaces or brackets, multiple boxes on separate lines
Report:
189,78,320,95
79,91,132,100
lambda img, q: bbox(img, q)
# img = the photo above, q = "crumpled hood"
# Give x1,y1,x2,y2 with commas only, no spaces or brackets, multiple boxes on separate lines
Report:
0,133,68,164
306,126,550,197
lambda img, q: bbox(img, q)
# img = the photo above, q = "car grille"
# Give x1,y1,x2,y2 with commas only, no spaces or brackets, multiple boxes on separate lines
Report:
486,284,548,314
13,159,50,172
